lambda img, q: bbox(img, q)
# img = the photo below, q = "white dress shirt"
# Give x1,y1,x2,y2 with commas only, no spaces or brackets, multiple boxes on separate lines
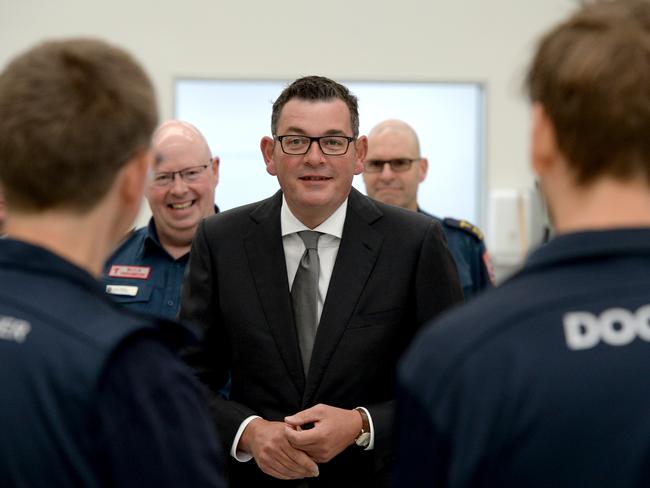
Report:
231,196,374,461
281,195,346,321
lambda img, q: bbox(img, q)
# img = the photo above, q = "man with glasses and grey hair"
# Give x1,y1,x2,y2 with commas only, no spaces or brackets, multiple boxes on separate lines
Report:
363,119,493,300
104,120,219,319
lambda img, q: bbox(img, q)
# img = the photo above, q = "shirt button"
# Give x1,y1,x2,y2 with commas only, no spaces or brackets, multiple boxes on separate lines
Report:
167,300,174,306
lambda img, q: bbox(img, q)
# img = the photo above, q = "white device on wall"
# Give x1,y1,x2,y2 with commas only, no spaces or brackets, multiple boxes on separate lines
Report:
487,187,549,274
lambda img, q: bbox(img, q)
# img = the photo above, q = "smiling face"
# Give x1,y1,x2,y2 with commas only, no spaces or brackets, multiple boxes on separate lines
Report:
363,122,427,212
261,98,366,228
146,122,218,250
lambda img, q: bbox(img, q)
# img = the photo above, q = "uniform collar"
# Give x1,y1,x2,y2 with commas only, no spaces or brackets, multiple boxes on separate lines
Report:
143,218,165,251
0,238,103,295
523,228,650,274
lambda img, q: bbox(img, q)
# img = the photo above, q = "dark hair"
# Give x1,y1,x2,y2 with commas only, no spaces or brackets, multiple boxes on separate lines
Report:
526,0,650,185
271,75,359,137
0,38,158,212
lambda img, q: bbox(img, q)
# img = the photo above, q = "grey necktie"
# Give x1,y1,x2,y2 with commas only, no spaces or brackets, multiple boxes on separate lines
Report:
291,231,322,375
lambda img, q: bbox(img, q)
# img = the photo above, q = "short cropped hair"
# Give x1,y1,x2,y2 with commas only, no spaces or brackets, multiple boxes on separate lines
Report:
0,38,158,212
271,75,360,137
526,0,650,185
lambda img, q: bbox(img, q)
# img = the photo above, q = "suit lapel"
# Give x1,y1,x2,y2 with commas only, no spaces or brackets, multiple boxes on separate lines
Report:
244,191,305,395
303,189,384,405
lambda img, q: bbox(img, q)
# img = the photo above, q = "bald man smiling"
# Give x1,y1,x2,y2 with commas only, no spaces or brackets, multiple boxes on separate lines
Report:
104,120,219,318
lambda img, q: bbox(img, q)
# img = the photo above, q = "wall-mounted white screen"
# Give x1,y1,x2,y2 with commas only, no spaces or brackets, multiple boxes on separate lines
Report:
175,79,484,224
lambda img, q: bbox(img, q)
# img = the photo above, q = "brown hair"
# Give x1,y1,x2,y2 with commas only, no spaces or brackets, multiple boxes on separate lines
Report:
526,0,650,185
0,38,158,212
271,75,360,137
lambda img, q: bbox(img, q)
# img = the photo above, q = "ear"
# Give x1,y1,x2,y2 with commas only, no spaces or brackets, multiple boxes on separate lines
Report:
418,158,429,183
210,156,220,186
120,148,151,208
260,136,277,176
531,103,559,178
111,148,151,239
353,135,368,175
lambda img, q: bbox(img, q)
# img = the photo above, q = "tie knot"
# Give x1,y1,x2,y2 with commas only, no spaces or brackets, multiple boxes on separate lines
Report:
298,230,321,250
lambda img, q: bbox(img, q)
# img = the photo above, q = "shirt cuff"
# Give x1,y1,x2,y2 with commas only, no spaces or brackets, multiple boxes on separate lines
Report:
356,406,375,451
230,415,261,462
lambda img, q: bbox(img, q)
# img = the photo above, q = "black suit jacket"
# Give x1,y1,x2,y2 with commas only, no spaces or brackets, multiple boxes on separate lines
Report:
181,188,463,487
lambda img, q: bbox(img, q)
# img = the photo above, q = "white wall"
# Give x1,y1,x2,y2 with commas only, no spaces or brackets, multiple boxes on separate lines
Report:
0,0,575,241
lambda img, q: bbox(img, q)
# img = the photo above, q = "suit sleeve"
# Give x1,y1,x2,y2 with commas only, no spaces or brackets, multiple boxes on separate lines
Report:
365,219,463,460
474,240,495,291
417,219,464,324
180,220,258,448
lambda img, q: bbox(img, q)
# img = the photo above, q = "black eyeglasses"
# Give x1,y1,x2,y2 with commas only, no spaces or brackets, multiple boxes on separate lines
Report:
277,135,354,156
152,164,209,187
363,159,419,173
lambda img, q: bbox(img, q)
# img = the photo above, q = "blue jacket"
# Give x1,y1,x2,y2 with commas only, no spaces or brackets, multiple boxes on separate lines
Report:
0,238,226,487
396,229,650,487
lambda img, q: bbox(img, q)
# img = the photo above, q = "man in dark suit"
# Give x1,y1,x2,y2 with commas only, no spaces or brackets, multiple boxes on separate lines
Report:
181,75,463,486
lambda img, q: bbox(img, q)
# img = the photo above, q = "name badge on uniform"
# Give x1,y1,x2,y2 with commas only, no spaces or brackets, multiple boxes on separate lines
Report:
106,285,139,297
108,265,151,280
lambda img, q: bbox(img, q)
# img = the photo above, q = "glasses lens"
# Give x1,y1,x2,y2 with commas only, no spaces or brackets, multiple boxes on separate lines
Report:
153,173,173,186
181,165,207,182
390,159,414,172
281,136,310,154
364,161,384,173
319,136,349,155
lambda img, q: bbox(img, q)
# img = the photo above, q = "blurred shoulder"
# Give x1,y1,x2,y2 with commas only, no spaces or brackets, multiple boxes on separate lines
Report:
442,217,484,242
360,195,440,232
201,192,281,231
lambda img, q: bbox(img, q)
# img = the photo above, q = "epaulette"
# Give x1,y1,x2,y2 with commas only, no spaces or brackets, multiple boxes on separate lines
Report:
443,217,484,241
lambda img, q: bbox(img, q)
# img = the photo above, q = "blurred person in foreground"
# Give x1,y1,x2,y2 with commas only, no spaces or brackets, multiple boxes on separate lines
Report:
396,1,650,486
363,119,494,300
0,38,226,486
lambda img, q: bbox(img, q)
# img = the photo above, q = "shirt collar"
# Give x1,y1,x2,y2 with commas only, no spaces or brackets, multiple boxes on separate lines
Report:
280,195,347,239
0,238,103,294
522,228,650,273
142,218,190,263
144,218,163,249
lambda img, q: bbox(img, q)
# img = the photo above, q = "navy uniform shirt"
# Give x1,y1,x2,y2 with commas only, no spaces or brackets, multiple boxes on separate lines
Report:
418,209,494,300
396,229,650,487
105,209,232,399
103,214,210,319
0,238,226,487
